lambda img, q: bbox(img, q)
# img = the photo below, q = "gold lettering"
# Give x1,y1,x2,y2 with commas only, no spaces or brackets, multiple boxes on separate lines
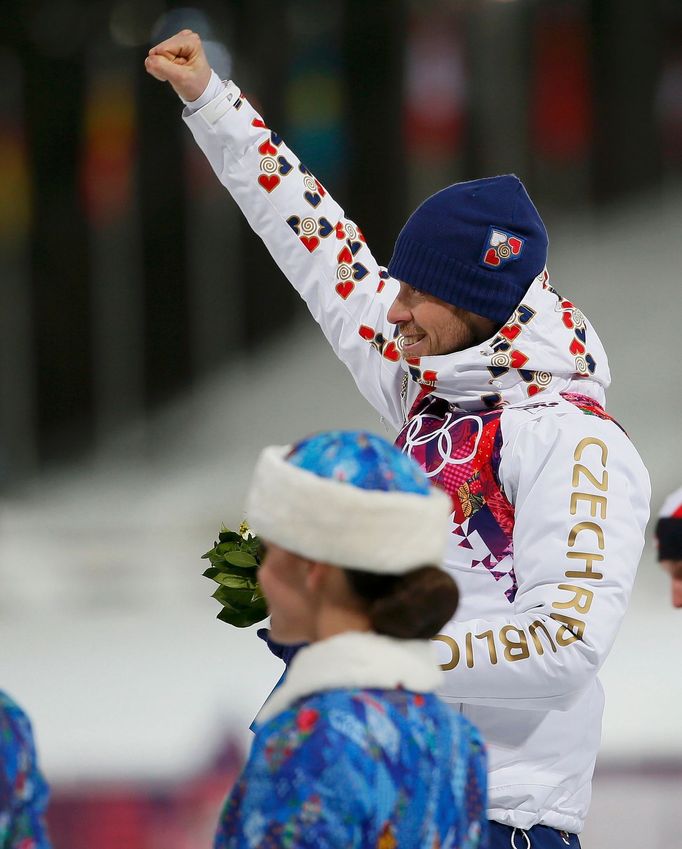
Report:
550,613,586,646
573,437,608,467
567,521,605,549
571,464,608,492
560,438,609,650
465,632,474,668
552,584,594,615
529,620,557,655
433,635,460,671
570,492,607,519
565,551,604,580
475,630,499,665
499,625,530,662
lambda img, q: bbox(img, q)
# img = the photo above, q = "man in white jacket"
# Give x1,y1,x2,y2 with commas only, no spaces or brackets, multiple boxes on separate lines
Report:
146,31,650,849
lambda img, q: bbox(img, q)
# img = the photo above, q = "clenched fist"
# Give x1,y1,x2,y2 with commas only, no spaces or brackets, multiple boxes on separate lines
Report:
145,29,212,103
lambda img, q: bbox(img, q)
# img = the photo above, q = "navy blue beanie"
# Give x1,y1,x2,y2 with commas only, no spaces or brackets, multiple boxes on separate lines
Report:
387,175,548,325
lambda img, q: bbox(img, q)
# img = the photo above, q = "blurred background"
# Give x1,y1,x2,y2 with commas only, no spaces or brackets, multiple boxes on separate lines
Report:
0,0,680,846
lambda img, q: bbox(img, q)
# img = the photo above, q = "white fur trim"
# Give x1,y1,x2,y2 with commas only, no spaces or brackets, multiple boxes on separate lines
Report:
246,445,452,573
255,631,443,724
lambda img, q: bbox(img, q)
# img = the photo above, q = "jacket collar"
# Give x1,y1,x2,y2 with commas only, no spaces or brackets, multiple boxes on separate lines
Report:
400,272,610,412
254,630,443,725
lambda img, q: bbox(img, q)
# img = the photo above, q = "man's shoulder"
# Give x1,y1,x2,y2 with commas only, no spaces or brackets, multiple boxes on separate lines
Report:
502,391,581,419
499,391,628,438
498,391,647,488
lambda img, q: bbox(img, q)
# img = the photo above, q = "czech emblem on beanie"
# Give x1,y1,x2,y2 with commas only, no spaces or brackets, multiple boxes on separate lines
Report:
480,227,525,269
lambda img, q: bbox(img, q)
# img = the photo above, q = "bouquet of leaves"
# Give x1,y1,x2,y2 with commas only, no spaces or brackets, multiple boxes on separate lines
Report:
202,521,268,627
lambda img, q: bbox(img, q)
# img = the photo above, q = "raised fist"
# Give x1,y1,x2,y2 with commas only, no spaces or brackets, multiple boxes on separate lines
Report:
145,29,212,103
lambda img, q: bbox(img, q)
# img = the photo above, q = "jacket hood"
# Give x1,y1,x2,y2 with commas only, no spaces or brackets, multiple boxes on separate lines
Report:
400,271,610,411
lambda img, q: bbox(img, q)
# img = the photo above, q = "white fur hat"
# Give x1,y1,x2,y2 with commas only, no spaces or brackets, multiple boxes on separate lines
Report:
245,432,452,575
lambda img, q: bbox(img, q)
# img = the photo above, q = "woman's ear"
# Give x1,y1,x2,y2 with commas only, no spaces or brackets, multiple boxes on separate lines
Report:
304,560,328,594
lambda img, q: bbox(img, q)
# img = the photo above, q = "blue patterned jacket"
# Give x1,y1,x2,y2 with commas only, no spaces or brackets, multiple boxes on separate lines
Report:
0,692,51,849
215,633,487,849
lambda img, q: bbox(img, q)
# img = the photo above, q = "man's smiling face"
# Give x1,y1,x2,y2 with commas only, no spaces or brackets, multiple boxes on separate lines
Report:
386,281,498,358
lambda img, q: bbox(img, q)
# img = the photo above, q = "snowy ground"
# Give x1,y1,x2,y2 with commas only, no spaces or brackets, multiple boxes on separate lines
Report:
0,184,680,845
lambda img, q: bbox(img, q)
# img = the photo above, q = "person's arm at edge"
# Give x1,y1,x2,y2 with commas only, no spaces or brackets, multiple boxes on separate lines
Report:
1,697,52,849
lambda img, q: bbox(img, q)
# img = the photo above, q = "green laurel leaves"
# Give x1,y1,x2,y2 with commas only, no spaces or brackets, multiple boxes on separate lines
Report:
202,523,268,627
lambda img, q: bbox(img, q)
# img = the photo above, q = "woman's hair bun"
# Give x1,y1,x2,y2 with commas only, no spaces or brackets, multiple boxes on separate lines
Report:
345,566,459,639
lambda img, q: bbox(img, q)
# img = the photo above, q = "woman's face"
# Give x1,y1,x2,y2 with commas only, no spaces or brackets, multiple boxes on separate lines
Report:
258,542,316,644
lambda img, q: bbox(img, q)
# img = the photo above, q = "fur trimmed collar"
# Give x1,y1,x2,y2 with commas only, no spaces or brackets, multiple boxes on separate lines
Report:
255,630,443,725
400,273,610,412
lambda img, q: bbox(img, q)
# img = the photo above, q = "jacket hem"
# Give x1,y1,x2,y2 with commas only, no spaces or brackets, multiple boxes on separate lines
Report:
488,806,584,834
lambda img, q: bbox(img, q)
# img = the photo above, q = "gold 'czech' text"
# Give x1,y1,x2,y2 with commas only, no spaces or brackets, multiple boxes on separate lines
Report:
434,436,608,670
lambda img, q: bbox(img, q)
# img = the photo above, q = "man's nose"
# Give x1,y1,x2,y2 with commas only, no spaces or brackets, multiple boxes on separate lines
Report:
671,577,682,608
387,295,410,326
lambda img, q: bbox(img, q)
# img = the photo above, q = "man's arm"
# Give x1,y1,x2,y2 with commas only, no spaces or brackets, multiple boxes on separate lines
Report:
433,410,650,710
146,32,406,429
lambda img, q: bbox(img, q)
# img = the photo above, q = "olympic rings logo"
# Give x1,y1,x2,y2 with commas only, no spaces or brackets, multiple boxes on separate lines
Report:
400,413,484,477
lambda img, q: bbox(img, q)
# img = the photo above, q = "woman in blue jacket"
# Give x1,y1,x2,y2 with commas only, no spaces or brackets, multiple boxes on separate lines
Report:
215,430,487,849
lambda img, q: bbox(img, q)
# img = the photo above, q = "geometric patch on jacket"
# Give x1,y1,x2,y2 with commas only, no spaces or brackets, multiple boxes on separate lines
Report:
453,523,518,603
395,396,517,602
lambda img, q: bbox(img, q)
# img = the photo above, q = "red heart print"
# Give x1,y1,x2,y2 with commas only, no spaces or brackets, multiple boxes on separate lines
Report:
315,179,326,197
508,237,522,255
510,350,529,368
501,324,521,341
336,281,355,299
528,384,540,396
422,370,438,383
301,235,319,252
569,338,585,356
377,280,385,293
484,248,500,266
383,342,400,362
258,174,280,192
252,118,267,128
562,313,574,329
358,325,375,341
337,246,353,264
335,222,345,239
258,140,277,156
405,357,421,366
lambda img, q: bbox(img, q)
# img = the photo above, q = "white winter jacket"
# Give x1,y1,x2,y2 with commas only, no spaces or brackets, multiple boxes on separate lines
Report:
183,75,650,834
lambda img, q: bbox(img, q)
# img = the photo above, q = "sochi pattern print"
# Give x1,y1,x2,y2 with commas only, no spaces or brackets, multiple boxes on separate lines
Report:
0,692,51,849
215,688,487,849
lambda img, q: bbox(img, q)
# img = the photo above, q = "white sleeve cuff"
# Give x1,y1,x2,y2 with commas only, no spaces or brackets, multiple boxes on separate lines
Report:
182,74,242,127
182,70,228,111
